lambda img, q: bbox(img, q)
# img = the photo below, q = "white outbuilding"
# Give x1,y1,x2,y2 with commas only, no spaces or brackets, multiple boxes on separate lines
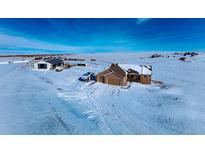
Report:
31,58,64,71
32,60,52,70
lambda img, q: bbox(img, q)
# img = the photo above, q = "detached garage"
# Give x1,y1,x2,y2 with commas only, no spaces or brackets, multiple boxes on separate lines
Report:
32,58,64,71
32,61,52,71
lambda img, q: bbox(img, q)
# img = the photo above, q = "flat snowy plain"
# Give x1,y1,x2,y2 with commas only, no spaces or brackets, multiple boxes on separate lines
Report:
0,52,205,135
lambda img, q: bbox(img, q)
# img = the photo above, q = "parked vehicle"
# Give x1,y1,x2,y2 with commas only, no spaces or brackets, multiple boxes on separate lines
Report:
55,67,63,72
79,72,96,81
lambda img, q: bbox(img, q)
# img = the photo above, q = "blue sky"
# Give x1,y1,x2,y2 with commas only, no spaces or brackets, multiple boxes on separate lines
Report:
0,18,205,54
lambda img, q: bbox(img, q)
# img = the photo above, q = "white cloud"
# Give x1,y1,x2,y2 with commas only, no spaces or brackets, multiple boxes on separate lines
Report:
0,32,81,51
0,32,130,53
136,18,151,24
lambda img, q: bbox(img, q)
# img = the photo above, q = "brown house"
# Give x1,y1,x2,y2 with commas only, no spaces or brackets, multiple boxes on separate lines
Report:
96,64,127,86
119,64,152,84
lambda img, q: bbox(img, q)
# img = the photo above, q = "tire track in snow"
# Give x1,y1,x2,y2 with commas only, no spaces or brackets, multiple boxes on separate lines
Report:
48,102,71,134
32,73,73,134
86,94,113,134
56,81,114,134
85,85,116,134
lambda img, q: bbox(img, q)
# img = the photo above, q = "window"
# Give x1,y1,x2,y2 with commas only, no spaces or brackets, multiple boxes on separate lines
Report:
38,64,47,69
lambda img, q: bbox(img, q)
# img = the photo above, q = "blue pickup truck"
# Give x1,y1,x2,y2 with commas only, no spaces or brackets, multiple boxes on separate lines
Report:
78,72,96,82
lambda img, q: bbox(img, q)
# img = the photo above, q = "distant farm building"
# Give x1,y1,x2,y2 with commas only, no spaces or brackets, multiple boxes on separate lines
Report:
183,52,198,57
150,54,162,58
90,58,96,61
34,56,43,60
178,57,192,62
96,64,127,86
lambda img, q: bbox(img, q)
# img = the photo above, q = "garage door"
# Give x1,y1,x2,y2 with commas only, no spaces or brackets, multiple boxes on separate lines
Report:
107,78,121,85
99,76,105,83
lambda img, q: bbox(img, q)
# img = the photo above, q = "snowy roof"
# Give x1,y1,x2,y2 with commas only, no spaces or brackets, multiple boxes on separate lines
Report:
119,64,152,75
46,58,63,65
35,60,50,64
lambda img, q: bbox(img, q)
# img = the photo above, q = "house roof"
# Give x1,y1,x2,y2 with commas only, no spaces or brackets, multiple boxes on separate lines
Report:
105,72,123,79
97,63,152,79
96,70,111,77
35,60,50,64
46,58,63,65
96,64,127,79
119,64,152,75
109,64,127,78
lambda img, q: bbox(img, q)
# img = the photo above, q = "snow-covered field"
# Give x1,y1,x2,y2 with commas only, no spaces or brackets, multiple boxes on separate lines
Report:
1,52,205,135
